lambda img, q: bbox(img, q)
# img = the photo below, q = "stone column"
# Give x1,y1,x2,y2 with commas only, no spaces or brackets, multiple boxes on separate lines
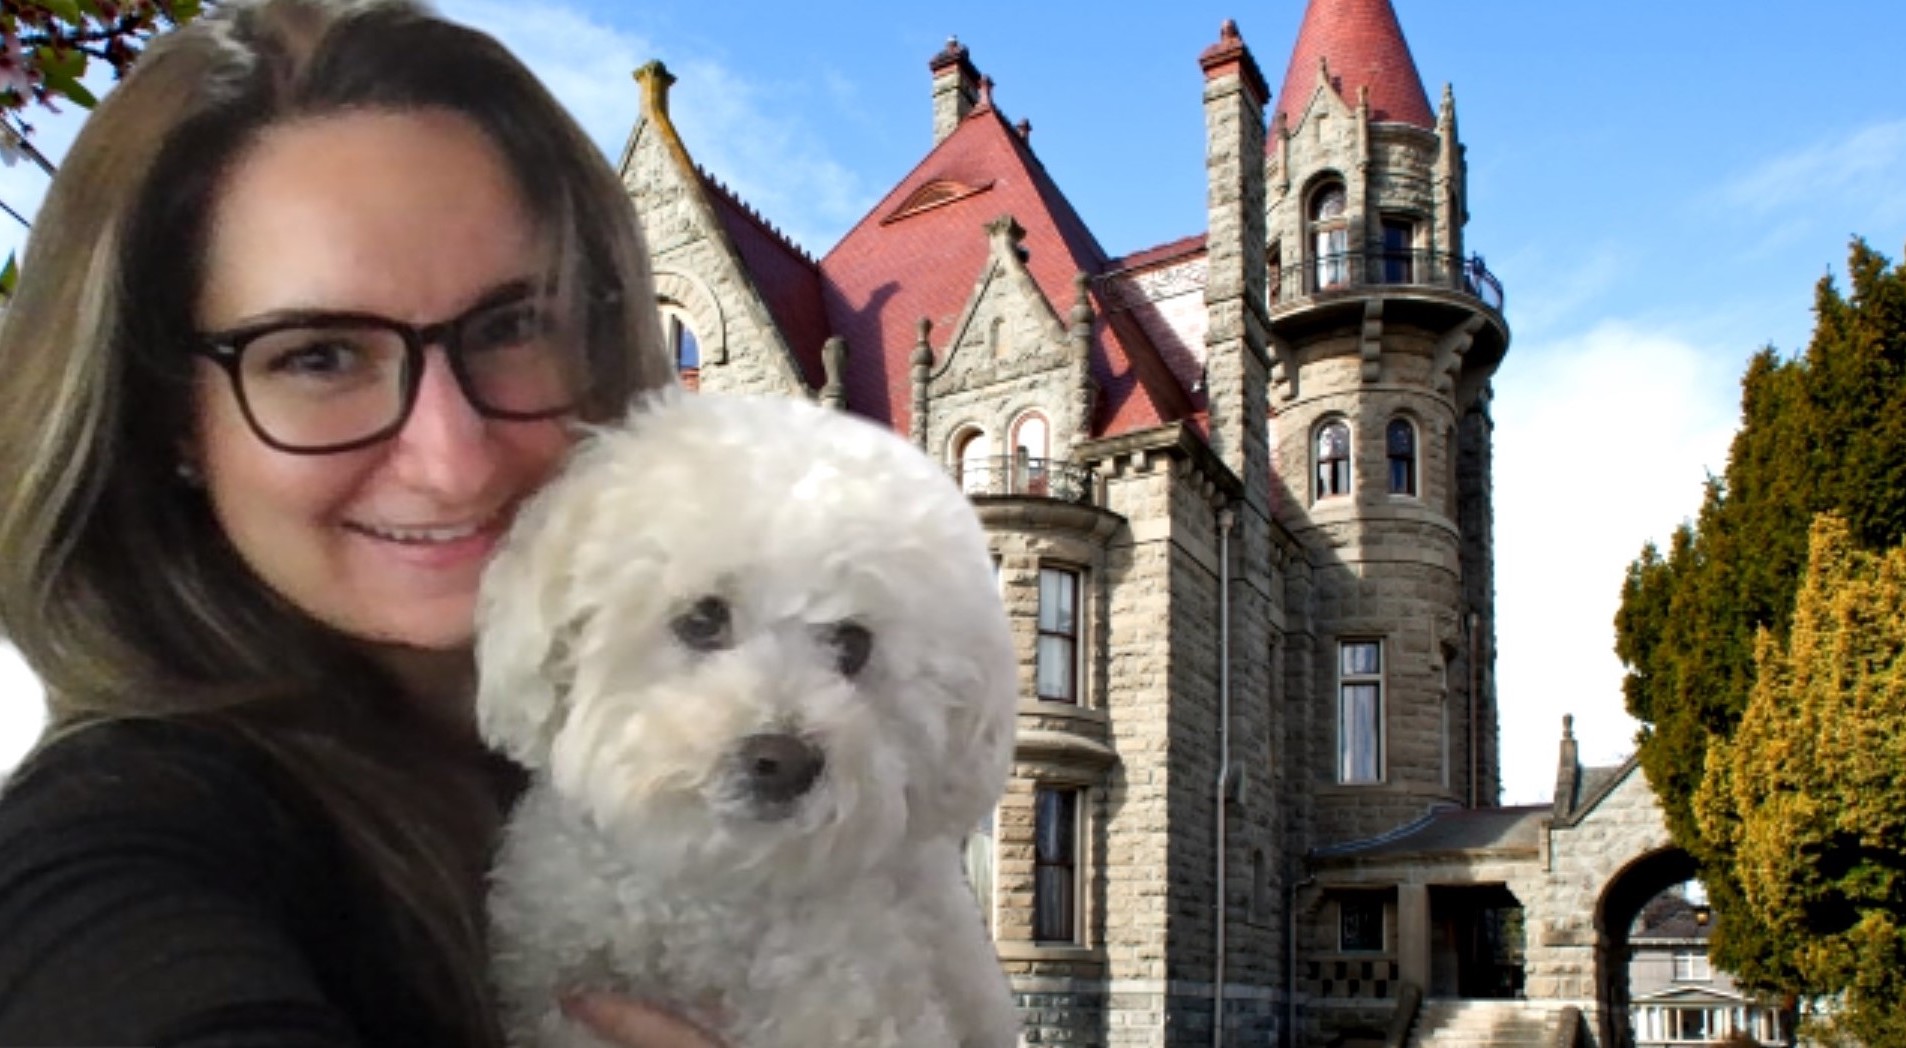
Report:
1397,883,1431,993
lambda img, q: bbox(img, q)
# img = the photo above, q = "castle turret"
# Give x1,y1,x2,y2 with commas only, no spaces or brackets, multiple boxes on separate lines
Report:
1260,0,1510,838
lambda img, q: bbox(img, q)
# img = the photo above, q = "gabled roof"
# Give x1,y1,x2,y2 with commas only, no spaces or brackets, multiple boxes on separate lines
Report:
1273,0,1434,131
698,170,830,389
816,97,1187,439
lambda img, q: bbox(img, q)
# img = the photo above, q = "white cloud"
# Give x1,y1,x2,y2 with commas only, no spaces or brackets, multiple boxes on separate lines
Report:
1713,119,1906,255
1491,320,1744,804
0,644,46,779
442,0,872,256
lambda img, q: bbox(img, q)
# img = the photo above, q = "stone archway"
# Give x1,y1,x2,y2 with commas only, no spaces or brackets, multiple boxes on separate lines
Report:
1593,847,1697,1048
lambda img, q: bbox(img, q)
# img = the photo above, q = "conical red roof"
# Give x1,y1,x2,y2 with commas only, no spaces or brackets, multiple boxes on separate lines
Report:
1273,0,1433,130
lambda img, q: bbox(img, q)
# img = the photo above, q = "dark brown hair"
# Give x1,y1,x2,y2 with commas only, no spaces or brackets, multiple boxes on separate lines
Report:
0,1,672,1041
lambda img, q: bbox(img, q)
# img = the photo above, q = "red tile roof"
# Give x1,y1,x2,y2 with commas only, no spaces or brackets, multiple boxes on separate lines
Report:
815,101,1188,440
1273,0,1434,131
1105,233,1207,274
698,170,830,389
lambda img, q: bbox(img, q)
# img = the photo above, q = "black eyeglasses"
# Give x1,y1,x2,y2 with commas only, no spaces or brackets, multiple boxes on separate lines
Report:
193,284,587,454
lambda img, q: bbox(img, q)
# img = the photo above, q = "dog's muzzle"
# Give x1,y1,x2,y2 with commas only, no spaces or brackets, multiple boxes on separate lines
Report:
729,732,826,815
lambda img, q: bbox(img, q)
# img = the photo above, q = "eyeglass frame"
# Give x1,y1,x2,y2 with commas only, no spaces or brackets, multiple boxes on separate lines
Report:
191,283,589,455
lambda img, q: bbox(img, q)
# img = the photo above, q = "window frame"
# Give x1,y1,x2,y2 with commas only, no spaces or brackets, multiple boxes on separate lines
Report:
1315,419,1352,502
1338,893,1385,953
1032,786,1081,944
1671,949,1712,983
1011,411,1050,497
1379,215,1416,284
1387,417,1418,497
1338,639,1385,785
1308,179,1350,291
662,309,701,371
1035,565,1082,704
953,426,991,495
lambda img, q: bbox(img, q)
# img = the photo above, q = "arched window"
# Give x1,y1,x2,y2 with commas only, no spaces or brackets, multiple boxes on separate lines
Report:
1387,418,1417,496
1315,420,1351,500
1309,181,1349,291
955,429,991,495
1013,413,1049,496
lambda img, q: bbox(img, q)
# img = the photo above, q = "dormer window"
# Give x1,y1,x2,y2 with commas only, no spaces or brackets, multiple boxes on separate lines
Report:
1309,181,1349,291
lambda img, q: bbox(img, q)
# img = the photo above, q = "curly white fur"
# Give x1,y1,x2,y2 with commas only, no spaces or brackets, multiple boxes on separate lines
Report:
476,392,1020,1048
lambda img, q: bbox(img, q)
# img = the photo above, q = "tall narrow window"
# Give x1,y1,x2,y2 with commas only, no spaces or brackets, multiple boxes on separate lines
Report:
1310,183,1348,290
1339,641,1383,784
955,429,991,495
1387,418,1417,496
962,809,995,937
666,313,700,370
1380,217,1414,284
1315,421,1351,501
1036,567,1079,702
1014,414,1049,496
1033,787,1078,942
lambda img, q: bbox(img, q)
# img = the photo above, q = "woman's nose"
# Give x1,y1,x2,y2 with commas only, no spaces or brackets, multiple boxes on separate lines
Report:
387,346,496,494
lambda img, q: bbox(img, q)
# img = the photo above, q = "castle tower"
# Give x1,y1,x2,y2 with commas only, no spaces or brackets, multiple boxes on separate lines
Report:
1257,0,1510,840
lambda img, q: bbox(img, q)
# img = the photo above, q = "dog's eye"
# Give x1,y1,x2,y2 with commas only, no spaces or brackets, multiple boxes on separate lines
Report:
822,622,873,678
673,596,733,651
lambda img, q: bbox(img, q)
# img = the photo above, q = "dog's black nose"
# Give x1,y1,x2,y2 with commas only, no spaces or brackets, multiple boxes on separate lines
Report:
734,733,825,806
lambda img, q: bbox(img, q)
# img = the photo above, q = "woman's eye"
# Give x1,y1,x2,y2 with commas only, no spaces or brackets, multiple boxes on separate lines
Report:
823,622,873,678
672,595,733,652
264,339,362,377
466,302,549,352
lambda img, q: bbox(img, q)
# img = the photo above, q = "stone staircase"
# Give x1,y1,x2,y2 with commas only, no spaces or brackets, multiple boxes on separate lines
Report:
1406,1000,1565,1048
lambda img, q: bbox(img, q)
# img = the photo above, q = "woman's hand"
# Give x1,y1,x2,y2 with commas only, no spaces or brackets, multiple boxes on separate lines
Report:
560,993,726,1048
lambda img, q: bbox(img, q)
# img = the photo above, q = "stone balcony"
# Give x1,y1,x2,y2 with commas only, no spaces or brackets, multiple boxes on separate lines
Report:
1270,248,1511,375
953,455,1122,541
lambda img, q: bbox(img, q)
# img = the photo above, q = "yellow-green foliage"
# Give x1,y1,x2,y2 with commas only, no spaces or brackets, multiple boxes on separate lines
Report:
1699,515,1906,1046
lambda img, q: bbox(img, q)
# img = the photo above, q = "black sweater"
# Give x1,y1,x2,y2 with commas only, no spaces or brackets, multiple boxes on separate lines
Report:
0,718,473,1047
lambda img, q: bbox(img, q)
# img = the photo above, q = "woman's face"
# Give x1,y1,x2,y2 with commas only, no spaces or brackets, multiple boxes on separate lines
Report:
192,108,574,653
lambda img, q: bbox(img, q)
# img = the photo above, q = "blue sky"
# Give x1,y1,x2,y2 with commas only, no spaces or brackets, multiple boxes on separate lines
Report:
3,1,1904,802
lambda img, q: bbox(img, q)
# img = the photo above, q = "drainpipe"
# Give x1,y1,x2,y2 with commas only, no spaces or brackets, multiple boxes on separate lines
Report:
1286,871,1314,1048
1467,611,1481,808
1212,504,1235,1048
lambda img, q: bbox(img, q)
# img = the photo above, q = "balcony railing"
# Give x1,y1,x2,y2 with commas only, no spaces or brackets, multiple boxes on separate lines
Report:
1273,249,1504,312
955,455,1097,505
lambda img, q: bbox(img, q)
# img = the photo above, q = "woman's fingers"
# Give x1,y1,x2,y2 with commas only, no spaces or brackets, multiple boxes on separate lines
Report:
560,992,726,1048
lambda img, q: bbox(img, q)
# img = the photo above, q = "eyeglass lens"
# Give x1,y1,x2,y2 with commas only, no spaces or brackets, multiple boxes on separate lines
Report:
234,297,580,450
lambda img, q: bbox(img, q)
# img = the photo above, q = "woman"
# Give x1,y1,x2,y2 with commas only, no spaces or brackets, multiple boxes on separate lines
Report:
0,1,716,1044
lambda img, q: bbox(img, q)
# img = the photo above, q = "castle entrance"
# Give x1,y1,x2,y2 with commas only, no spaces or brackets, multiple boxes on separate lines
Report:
1428,883,1525,1000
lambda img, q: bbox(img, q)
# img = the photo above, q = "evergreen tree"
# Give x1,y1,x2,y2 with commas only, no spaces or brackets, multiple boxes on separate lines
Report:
1697,516,1906,1046
1614,239,1906,985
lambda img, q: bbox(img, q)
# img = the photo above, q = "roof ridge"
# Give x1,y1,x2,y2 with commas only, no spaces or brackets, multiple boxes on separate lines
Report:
694,164,818,265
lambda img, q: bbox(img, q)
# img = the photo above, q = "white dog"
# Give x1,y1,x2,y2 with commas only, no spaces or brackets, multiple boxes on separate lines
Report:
475,392,1021,1048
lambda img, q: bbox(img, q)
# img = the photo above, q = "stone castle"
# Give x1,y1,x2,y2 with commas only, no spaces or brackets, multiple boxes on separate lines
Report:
617,2,1705,1045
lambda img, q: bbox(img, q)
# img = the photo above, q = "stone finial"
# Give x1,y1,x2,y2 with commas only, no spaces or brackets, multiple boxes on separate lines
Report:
911,317,934,370
1014,118,1032,142
635,60,676,120
986,214,1027,263
928,35,970,72
820,336,848,410
977,74,995,110
1358,84,1371,113
909,318,933,448
1069,271,1094,330
1552,713,1583,821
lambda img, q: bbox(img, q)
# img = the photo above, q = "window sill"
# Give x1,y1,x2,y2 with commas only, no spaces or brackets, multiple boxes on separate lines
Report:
1018,699,1109,725
994,942,1106,965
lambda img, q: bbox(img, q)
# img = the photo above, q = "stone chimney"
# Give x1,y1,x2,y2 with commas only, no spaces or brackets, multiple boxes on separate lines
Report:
1199,20,1271,492
930,37,981,144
